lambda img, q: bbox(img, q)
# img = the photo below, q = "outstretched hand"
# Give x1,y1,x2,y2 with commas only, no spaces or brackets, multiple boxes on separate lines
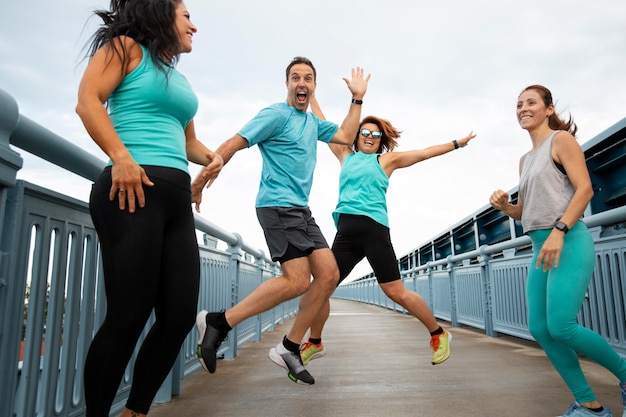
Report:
456,131,477,148
342,67,370,99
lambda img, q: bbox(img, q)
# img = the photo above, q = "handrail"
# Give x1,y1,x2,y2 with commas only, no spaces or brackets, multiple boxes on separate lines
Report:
1,88,275,265
394,205,626,275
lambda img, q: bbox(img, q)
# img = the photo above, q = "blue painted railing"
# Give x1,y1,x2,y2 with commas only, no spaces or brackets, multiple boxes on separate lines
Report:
0,89,296,417
335,117,626,356
1,86,625,417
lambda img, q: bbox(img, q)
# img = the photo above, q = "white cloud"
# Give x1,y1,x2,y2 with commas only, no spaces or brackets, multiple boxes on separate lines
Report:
2,0,626,281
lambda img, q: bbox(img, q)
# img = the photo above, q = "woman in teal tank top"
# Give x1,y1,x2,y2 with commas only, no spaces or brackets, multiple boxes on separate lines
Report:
76,1,224,416
294,98,475,368
490,85,626,417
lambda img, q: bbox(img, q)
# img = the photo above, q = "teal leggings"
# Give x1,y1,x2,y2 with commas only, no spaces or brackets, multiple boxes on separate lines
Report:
527,221,626,403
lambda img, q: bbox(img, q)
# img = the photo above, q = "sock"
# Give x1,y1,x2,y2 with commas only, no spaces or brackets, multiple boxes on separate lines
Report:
430,326,444,337
308,338,322,345
282,336,301,354
218,312,232,331
207,312,232,333
587,406,604,413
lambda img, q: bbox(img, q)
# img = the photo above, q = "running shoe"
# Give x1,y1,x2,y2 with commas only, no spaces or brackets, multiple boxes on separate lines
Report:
430,328,451,365
269,341,315,385
620,383,626,417
300,341,326,366
196,310,229,373
558,402,611,416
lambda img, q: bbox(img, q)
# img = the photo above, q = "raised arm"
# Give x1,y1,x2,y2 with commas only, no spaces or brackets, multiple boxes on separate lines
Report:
379,131,476,176
330,67,371,146
310,95,352,163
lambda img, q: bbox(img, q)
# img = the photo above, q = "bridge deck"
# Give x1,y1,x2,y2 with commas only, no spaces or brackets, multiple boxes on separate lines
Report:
147,298,623,417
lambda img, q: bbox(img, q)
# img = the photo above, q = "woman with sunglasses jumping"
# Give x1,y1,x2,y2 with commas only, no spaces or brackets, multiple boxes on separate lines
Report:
295,98,475,367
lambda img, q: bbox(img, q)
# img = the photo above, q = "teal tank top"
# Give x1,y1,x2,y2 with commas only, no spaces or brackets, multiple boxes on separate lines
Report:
107,44,198,173
333,152,389,228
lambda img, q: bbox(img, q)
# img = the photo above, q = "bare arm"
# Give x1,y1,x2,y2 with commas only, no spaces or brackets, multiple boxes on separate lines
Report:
309,95,352,163
490,155,524,220
75,36,153,213
185,120,216,165
535,131,593,270
551,131,593,227
380,131,476,176
329,67,371,146
489,189,523,220
190,134,248,212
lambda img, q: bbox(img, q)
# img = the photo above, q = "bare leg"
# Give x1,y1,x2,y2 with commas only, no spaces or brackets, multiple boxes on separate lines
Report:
285,248,339,344
380,280,439,332
308,298,331,339
225,256,314,327
307,279,439,343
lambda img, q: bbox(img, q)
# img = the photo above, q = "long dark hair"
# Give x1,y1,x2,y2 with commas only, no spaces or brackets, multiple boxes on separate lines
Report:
83,0,182,74
521,85,578,137
354,115,401,153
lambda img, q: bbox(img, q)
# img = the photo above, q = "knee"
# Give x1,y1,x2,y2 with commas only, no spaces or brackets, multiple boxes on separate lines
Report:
324,268,340,289
528,320,550,344
546,320,575,343
313,267,340,292
289,278,311,297
382,285,405,303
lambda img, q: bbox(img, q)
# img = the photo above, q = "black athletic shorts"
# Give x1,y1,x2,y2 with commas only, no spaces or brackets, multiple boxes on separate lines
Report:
256,206,329,263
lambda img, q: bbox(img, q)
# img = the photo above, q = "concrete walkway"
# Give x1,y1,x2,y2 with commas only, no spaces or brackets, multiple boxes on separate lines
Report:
147,298,624,417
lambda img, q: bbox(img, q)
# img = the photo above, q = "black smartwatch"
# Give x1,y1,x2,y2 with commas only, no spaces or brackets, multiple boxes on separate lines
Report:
554,221,569,234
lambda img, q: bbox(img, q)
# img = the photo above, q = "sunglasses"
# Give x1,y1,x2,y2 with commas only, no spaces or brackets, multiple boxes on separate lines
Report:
360,128,382,139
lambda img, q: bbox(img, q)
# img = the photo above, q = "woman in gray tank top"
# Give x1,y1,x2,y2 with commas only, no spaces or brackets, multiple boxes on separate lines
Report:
490,85,626,417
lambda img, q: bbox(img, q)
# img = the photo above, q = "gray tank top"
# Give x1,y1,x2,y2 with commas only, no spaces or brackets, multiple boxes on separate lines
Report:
519,131,575,233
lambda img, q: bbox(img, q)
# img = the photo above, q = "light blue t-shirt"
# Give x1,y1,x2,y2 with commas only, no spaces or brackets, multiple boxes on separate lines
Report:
239,102,338,207
333,152,389,227
107,44,198,174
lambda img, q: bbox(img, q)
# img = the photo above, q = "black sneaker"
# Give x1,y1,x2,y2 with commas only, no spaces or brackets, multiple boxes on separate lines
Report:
269,342,315,385
196,310,229,373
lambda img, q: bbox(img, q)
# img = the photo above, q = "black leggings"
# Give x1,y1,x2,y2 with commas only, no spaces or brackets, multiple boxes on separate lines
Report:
332,214,400,285
84,166,200,416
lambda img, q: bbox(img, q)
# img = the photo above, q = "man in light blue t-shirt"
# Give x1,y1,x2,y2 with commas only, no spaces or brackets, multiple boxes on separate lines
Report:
193,56,370,384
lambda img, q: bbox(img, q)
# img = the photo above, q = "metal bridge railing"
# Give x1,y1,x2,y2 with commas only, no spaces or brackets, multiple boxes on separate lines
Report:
0,89,294,417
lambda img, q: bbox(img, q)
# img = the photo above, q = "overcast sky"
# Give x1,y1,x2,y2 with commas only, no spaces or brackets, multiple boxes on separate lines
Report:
2,0,625,280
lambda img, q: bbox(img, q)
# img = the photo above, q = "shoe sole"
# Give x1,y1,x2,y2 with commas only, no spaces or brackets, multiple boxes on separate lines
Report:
301,349,326,366
432,331,452,365
196,344,210,372
199,322,226,374
195,311,209,372
269,348,288,370
269,348,314,385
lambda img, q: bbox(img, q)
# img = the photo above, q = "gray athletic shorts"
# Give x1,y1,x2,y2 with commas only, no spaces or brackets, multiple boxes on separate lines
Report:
256,207,329,263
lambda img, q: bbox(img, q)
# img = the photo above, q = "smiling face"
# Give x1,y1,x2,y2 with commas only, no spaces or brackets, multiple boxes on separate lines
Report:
286,63,316,111
516,88,553,132
356,122,382,154
174,2,197,54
